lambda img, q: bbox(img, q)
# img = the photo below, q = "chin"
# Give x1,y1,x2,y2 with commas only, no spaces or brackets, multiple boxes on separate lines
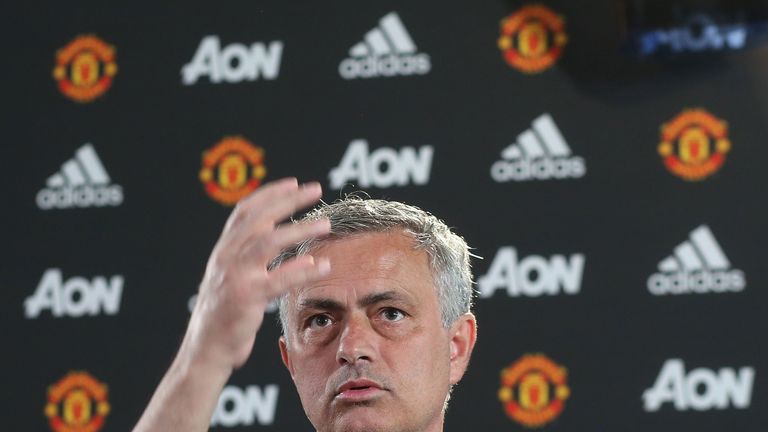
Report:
327,406,393,432
336,419,388,432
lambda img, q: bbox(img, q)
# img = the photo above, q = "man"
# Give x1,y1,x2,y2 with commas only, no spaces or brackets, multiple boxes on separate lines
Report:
134,178,477,432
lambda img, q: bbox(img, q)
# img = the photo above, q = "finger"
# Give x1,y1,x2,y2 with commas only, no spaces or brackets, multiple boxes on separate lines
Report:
242,176,299,205
264,255,331,299
223,177,299,232
225,183,323,243
239,218,331,266
254,181,322,224
222,182,324,251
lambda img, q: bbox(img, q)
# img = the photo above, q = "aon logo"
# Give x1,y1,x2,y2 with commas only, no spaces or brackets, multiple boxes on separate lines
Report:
182,36,283,85
478,247,585,298
329,140,433,189
24,269,123,318
211,385,279,427
643,359,755,411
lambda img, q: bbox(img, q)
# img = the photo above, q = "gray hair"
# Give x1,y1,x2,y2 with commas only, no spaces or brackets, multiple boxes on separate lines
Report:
270,195,474,337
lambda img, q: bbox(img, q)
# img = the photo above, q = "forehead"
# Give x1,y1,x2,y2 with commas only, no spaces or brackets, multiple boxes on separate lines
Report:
290,230,437,304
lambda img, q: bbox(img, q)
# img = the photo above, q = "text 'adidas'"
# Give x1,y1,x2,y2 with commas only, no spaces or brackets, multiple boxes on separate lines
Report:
491,113,586,182
339,12,431,80
36,143,123,210
647,225,745,295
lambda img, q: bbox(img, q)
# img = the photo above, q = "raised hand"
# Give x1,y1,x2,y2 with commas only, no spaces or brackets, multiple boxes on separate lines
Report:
134,178,330,432
185,177,331,371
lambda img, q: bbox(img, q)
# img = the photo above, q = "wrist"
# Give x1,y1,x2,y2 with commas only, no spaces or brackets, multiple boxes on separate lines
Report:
133,332,234,432
175,333,234,386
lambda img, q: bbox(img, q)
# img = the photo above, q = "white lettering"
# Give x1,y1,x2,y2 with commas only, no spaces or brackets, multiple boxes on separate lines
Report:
478,247,585,298
550,254,585,295
250,42,283,80
211,385,280,427
220,43,251,83
62,276,91,317
182,36,283,85
643,359,755,411
24,269,124,318
24,269,62,317
36,185,123,210
491,157,586,182
647,270,746,295
339,54,431,80
329,140,433,189
182,36,221,84
368,147,400,187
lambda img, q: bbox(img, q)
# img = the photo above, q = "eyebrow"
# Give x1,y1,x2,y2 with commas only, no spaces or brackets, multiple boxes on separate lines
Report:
359,291,404,307
298,298,344,312
298,290,409,312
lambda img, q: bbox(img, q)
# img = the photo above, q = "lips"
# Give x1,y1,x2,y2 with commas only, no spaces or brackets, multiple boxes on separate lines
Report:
334,379,385,401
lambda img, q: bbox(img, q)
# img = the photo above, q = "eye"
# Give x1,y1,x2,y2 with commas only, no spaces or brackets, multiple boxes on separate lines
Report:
308,314,333,329
380,308,406,322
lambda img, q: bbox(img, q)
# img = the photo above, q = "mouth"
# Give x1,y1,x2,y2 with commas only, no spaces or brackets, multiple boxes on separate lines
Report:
334,379,386,402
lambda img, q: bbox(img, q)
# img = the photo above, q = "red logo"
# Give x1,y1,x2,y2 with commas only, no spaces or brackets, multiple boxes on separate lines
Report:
44,371,110,432
53,35,117,102
199,136,267,205
498,354,570,427
498,5,567,73
658,108,731,181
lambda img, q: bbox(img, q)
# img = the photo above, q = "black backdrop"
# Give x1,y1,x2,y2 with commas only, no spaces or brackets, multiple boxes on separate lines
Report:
4,0,768,430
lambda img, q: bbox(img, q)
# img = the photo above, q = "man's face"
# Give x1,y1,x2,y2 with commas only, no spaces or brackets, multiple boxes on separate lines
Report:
279,231,474,432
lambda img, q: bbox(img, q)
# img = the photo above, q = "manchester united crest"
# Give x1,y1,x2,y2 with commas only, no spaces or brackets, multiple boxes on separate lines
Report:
200,136,267,205
44,371,110,432
498,354,570,428
53,35,117,102
658,109,731,181
498,5,567,73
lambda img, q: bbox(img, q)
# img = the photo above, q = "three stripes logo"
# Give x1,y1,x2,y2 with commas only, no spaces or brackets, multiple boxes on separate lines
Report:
36,143,123,210
647,225,745,295
491,113,586,182
338,12,431,80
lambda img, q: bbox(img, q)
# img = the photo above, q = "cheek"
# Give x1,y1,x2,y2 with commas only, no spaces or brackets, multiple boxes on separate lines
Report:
292,353,333,399
393,332,452,388
294,369,330,417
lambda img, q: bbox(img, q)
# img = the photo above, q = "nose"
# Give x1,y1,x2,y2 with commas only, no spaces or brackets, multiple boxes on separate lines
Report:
336,312,375,365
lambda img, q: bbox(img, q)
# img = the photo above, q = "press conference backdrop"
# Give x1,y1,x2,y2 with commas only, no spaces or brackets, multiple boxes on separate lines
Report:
4,0,768,430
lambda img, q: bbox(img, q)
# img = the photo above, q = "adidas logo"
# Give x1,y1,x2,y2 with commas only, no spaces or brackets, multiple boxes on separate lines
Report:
338,12,431,80
490,113,586,182
647,225,745,295
36,143,123,210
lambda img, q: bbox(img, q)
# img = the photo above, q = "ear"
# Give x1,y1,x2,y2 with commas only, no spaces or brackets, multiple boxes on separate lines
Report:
278,336,295,379
448,312,477,385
